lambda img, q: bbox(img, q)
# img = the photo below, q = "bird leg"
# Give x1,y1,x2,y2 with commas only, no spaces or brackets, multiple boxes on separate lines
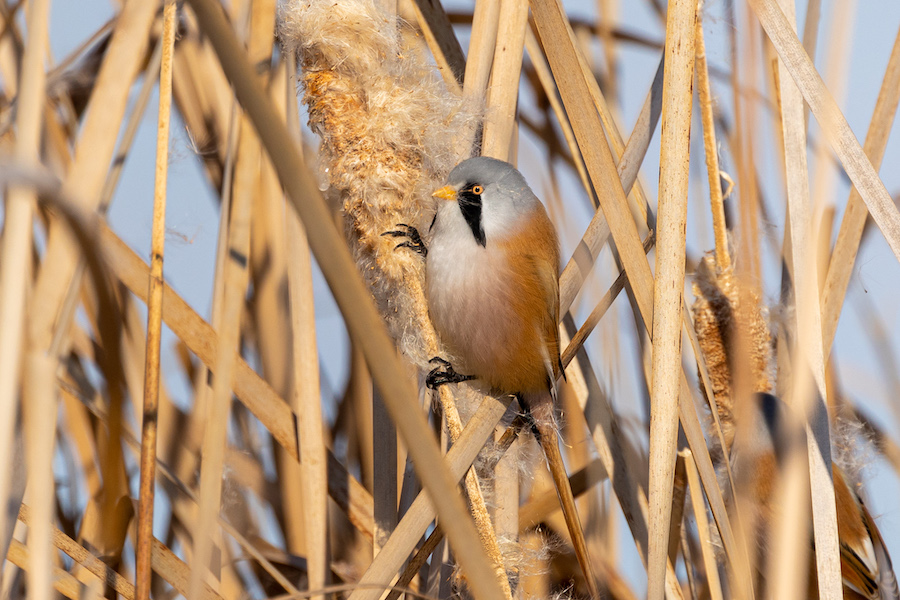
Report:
425,357,475,389
522,397,601,600
382,223,427,257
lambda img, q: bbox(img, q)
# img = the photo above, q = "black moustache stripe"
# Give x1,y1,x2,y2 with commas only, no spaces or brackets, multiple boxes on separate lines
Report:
458,190,486,247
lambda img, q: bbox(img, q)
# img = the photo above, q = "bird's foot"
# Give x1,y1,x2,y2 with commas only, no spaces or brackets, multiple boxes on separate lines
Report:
382,224,427,257
426,357,474,389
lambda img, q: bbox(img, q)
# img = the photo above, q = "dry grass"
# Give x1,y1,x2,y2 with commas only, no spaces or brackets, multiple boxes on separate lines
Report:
1,0,899,599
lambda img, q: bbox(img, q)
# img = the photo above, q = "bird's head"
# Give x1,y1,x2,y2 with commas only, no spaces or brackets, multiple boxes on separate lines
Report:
432,157,539,247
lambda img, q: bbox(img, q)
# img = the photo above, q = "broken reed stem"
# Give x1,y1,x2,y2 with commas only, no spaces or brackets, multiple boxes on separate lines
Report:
135,3,175,598
0,0,50,564
694,5,730,271
647,2,695,599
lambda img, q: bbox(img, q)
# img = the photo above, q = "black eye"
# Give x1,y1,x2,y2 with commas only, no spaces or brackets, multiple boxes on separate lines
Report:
471,185,484,195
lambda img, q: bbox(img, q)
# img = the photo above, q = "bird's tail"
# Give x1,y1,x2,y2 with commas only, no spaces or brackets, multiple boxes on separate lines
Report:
520,393,600,599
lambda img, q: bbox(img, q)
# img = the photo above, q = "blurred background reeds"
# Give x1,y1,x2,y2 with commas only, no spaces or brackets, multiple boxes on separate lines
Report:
1,0,899,599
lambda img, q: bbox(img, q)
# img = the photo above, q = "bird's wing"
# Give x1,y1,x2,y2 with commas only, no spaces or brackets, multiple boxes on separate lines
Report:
860,496,900,600
531,250,562,397
834,465,897,600
527,206,563,390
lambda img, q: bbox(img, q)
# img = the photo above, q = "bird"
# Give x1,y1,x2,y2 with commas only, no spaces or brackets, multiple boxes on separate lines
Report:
734,393,898,600
385,156,600,598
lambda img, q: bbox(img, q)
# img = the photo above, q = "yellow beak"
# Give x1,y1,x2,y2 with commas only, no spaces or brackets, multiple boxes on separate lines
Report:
432,185,457,201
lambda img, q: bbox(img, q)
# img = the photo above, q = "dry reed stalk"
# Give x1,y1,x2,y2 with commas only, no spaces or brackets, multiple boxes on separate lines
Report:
595,0,619,102
770,1,841,597
136,3,176,598
177,96,239,533
560,322,685,599
189,113,259,599
493,433,520,585
373,382,398,541
98,223,380,542
63,373,306,599
98,35,165,212
518,458,607,530
694,7,730,271
348,395,511,600
26,0,157,354
5,540,81,600
524,27,593,199
284,60,329,600
403,0,465,92
807,0,856,214
18,2,157,577
463,0,501,104
0,172,137,597
529,0,654,306
0,0,50,562
23,350,56,600
820,23,900,357
170,29,233,185
373,390,398,554
801,0,822,63
191,2,278,594
681,450,724,600
17,504,135,599
750,0,900,263
531,1,737,587
557,55,664,315
562,234,655,369
728,6,763,292
481,0,528,160
647,4,695,599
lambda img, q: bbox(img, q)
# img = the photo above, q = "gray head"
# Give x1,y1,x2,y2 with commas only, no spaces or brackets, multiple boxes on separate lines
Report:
432,157,540,247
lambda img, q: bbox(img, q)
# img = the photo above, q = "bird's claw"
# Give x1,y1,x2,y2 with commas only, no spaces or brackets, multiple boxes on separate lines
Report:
382,223,427,257
426,357,474,389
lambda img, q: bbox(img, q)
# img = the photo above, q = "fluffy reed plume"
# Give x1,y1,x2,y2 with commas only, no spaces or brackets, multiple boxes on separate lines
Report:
279,4,517,596
691,251,773,451
279,0,478,369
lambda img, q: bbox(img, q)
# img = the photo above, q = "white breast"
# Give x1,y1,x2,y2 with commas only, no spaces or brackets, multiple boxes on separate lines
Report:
426,206,518,374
